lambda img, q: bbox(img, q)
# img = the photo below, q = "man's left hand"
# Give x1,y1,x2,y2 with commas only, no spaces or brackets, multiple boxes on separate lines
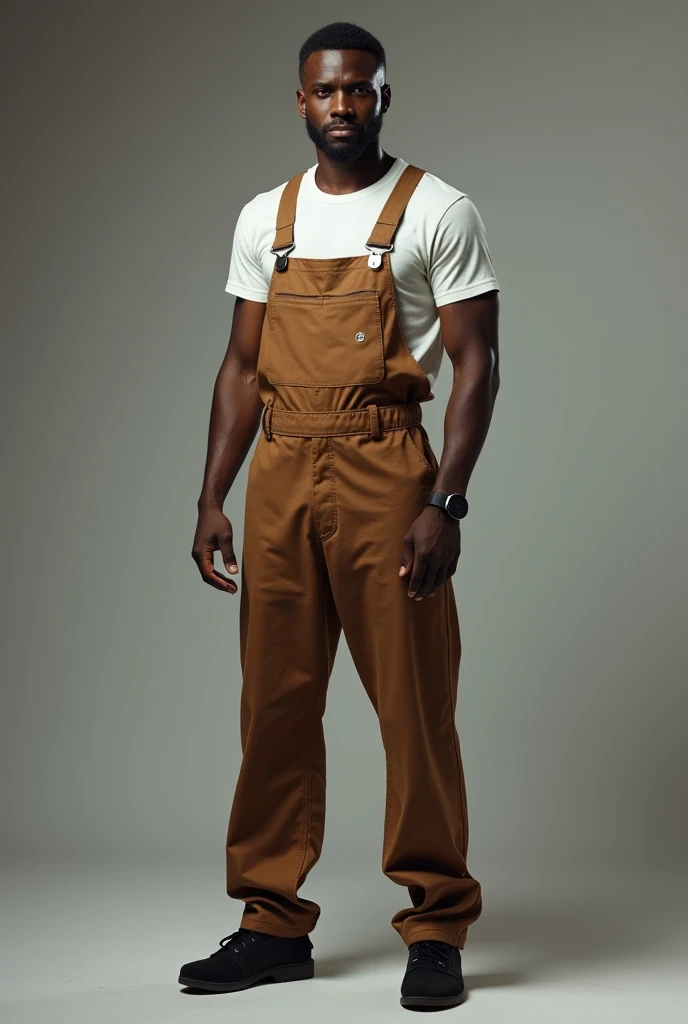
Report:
399,506,461,600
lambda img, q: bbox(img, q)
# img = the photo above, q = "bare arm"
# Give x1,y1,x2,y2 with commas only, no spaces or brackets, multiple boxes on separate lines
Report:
433,289,501,496
191,297,266,593
399,290,500,599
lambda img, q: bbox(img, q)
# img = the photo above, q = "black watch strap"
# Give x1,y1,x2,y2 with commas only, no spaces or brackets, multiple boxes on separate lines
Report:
426,491,469,520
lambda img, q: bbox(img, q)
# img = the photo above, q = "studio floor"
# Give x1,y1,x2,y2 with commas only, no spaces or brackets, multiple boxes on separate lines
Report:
3,861,686,1022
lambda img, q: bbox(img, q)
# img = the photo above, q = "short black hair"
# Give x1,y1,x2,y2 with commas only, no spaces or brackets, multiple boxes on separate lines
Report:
298,22,386,84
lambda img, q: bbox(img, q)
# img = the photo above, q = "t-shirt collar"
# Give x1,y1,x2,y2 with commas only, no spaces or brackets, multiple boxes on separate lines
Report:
303,156,407,204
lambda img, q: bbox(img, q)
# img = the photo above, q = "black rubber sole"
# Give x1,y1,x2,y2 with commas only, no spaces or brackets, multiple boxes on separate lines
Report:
179,958,315,992
400,987,466,1008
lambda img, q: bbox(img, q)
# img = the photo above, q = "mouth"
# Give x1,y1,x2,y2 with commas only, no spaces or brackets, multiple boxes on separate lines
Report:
326,125,359,137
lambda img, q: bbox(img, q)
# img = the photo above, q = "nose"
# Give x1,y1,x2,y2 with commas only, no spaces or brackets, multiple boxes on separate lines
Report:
330,90,354,118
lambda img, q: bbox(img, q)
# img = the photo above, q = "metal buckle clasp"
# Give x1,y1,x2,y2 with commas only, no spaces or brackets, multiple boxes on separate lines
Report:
270,243,295,272
365,242,393,270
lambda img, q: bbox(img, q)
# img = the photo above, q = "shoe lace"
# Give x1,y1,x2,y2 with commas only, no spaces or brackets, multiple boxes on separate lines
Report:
409,939,453,969
211,928,258,957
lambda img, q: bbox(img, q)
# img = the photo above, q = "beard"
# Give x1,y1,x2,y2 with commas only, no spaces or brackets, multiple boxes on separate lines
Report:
305,110,384,164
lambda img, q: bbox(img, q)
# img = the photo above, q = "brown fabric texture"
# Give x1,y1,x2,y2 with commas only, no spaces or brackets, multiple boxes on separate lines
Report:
225,165,482,950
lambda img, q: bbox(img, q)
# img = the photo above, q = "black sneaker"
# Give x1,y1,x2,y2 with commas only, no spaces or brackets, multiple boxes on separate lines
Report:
400,938,466,1008
178,927,314,992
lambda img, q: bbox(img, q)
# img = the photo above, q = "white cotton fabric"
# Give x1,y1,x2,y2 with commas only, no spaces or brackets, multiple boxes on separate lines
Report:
225,156,499,388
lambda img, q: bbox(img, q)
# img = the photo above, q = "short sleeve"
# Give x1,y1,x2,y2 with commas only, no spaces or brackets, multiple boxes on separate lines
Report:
428,196,500,306
224,204,270,302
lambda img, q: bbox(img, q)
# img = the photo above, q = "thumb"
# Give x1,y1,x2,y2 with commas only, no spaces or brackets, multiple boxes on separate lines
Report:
218,529,238,573
399,534,414,576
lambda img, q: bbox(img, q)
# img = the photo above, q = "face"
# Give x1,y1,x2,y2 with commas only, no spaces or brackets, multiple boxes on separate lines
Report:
298,49,390,164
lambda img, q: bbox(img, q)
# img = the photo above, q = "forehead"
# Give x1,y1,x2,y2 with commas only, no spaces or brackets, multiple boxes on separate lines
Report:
302,48,382,85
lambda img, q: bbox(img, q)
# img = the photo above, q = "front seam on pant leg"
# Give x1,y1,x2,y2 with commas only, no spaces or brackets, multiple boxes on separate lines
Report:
290,588,332,902
310,440,321,538
445,582,468,857
292,758,311,905
444,581,468,950
323,438,338,540
311,437,338,543
382,753,392,868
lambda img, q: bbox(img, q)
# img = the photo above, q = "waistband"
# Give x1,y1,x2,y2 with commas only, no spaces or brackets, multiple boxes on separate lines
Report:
261,400,422,440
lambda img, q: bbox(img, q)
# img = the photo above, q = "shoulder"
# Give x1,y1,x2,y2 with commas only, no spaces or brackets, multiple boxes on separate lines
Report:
415,165,468,203
415,168,495,253
404,164,493,253
411,166,493,235
408,165,470,221
402,165,494,267
235,175,289,230
239,160,313,221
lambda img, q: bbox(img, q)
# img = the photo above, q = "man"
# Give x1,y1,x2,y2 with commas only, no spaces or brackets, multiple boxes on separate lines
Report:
181,20,500,1010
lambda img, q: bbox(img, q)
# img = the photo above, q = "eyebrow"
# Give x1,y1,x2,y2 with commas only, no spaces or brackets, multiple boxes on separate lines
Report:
310,79,372,90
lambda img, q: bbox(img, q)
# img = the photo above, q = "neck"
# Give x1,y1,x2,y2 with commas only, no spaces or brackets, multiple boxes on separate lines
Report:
313,148,397,195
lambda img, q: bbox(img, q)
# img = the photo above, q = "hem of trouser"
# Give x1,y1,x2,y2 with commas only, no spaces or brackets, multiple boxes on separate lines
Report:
239,917,314,939
403,927,468,950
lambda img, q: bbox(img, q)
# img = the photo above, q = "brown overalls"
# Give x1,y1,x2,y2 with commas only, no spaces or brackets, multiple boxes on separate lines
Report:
225,164,482,950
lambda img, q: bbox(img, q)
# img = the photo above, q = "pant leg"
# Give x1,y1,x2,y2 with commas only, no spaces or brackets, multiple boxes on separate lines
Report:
225,432,342,938
322,424,482,950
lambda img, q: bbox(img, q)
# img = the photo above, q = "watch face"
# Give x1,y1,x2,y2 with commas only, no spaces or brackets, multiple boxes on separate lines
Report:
446,494,468,519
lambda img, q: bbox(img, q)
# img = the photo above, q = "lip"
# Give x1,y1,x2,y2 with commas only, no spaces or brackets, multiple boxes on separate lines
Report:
326,126,359,136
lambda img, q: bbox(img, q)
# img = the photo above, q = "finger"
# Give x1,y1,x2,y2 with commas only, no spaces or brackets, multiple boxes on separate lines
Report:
447,545,461,578
413,559,441,600
195,544,237,593
217,531,239,574
427,567,449,598
399,535,414,577
407,552,429,598
210,569,238,593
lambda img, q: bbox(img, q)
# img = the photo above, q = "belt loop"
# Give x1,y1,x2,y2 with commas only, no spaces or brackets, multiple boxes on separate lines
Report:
262,399,273,441
368,403,381,439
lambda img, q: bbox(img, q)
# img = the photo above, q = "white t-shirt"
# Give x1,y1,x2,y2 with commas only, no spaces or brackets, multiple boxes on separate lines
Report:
225,156,499,388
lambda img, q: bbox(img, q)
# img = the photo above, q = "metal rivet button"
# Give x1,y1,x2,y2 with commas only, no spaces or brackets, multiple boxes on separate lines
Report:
355,332,366,343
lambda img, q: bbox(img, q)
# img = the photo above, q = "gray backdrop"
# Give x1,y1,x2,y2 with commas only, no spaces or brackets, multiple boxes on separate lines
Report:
3,0,686,890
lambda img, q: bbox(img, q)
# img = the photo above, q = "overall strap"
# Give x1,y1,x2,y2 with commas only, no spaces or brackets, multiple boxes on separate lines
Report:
366,164,426,249
271,170,307,252
270,163,425,271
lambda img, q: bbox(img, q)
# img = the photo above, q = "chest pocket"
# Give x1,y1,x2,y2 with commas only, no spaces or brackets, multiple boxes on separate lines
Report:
266,289,385,387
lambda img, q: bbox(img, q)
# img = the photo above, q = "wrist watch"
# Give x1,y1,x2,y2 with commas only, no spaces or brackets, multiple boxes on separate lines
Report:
426,491,469,521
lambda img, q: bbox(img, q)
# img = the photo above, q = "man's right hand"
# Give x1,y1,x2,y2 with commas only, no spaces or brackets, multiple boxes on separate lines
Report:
191,506,239,594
